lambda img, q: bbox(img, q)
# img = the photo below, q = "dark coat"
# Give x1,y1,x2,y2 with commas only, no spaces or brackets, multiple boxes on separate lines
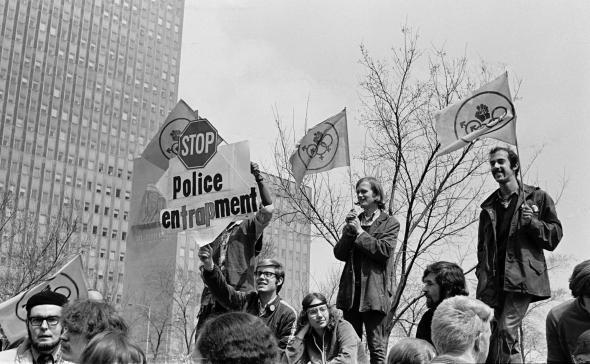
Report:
334,211,400,314
476,184,563,307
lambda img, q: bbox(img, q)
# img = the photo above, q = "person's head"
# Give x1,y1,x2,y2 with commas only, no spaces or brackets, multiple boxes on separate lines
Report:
25,289,68,354
489,146,520,184
79,330,146,364
356,177,386,211
60,300,128,363
422,261,468,308
431,296,493,363
255,259,285,294
194,312,279,364
573,329,590,364
387,337,436,364
570,260,590,302
299,293,332,334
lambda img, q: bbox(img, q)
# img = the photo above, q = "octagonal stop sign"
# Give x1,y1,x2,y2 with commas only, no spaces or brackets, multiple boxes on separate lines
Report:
177,119,219,169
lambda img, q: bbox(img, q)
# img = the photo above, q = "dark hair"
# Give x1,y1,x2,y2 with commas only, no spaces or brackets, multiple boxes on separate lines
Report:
195,312,279,364
569,260,590,298
356,177,386,210
387,338,436,364
257,259,285,293
79,330,146,364
298,292,328,327
423,261,468,299
489,146,520,175
61,300,128,341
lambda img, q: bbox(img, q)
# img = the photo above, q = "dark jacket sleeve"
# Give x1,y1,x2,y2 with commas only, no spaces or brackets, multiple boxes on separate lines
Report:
276,307,298,350
546,308,567,364
328,320,360,364
284,336,307,364
352,216,399,264
201,265,247,310
524,190,563,251
333,227,356,261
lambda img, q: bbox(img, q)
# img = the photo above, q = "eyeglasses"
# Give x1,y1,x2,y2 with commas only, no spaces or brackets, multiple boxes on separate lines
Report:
256,271,276,279
29,316,60,327
307,305,329,317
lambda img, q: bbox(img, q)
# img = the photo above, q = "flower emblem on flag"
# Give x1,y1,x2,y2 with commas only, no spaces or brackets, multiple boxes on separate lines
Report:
297,122,340,170
453,91,515,140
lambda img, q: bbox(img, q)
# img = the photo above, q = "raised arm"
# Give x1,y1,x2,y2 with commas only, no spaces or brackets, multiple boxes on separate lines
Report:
199,245,248,309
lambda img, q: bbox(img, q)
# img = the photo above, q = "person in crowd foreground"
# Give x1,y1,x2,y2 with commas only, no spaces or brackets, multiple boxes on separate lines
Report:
0,289,71,363
573,329,590,364
476,146,563,363
416,261,468,345
430,295,493,364
546,259,590,363
285,292,367,364
60,299,128,363
333,176,400,364
387,337,436,364
198,245,297,350
196,162,274,334
194,311,279,364
79,330,146,364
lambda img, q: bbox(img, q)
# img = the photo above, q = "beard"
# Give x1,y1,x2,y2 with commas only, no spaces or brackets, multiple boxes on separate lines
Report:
27,326,60,354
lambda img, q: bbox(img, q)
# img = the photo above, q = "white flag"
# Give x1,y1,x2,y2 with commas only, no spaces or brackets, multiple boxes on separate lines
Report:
435,72,517,156
289,109,350,187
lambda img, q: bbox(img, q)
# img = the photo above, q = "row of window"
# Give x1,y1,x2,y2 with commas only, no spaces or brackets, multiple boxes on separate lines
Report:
83,224,127,241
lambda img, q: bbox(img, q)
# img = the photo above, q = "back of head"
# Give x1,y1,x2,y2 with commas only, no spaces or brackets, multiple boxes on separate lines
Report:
195,312,279,364
569,260,590,298
80,330,146,364
423,261,468,299
387,338,436,364
431,296,493,357
62,300,128,340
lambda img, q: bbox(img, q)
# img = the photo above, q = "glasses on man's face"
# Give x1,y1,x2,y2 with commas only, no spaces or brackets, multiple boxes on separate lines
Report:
29,316,60,327
256,271,276,279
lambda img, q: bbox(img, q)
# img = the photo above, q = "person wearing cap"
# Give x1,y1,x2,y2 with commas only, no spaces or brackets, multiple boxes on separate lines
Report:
198,245,297,350
546,260,590,364
195,162,274,334
0,289,72,364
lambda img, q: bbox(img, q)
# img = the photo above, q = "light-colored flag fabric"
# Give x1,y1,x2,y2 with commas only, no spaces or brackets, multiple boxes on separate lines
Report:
0,255,89,343
435,72,517,156
289,109,350,186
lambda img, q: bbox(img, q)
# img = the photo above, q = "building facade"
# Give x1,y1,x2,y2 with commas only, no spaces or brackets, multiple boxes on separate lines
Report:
0,0,184,302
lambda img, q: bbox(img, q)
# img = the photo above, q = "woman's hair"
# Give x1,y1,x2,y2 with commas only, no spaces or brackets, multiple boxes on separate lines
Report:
79,330,146,364
297,292,341,334
61,300,128,340
387,338,436,364
356,177,386,210
195,312,279,364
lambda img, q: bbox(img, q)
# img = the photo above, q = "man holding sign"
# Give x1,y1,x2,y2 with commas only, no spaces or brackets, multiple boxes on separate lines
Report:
476,147,563,363
195,162,274,333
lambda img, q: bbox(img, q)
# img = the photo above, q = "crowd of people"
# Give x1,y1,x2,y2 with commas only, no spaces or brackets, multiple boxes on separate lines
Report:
0,148,586,364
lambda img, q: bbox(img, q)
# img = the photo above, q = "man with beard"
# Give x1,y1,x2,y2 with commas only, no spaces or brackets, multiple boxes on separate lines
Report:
416,261,468,345
477,146,563,363
0,290,72,363
198,246,297,350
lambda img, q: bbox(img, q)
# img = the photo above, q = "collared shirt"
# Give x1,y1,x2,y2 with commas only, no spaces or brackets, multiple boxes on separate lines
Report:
359,209,381,227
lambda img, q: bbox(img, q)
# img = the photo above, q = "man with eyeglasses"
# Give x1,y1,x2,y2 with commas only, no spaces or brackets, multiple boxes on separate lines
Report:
198,246,297,350
0,289,73,363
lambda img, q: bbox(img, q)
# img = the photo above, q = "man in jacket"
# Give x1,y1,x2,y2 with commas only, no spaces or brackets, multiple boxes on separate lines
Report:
198,245,297,350
476,146,563,363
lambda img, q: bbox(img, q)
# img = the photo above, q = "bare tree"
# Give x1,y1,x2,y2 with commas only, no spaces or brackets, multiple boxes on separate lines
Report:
0,191,79,301
271,25,513,340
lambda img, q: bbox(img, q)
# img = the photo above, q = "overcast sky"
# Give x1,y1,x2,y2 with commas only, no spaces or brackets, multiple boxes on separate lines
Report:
178,0,590,289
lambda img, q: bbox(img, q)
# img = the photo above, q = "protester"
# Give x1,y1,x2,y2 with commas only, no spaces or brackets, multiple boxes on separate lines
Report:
196,162,274,333
60,299,128,363
285,292,367,364
334,176,400,364
198,246,297,349
430,296,493,364
194,311,280,364
79,330,146,364
416,261,468,345
387,338,436,364
546,259,590,363
573,330,590,364
0,289,71,363
476,146,563,363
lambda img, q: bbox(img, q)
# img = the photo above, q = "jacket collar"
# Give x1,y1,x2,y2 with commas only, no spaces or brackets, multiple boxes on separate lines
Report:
480,184,538,209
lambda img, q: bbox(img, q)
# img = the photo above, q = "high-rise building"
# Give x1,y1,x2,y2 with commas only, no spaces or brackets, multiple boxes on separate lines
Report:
0,0,184,302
